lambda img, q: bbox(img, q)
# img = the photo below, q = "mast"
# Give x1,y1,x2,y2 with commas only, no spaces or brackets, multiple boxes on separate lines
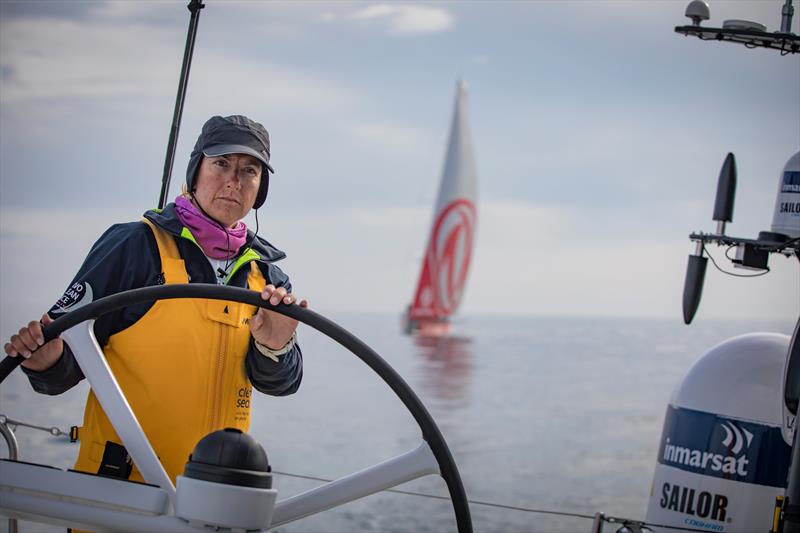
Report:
158,0,206,209
407,81,478,329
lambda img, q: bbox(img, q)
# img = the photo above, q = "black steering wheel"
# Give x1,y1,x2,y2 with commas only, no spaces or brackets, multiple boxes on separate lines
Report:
0,284,472,533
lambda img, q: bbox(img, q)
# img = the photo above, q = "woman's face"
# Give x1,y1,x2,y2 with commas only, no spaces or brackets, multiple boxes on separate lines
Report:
193,154,262,227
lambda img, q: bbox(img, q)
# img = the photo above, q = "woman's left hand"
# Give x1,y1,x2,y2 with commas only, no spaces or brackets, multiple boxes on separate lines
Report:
250,284,308,350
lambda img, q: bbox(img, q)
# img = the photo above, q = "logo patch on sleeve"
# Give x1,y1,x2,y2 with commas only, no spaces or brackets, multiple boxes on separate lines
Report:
53,282,94,314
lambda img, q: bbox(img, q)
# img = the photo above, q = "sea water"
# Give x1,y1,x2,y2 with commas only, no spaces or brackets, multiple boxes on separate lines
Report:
0,312,794,532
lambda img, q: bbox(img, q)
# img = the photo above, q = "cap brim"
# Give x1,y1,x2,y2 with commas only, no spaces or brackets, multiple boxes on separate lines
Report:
203,144,274,173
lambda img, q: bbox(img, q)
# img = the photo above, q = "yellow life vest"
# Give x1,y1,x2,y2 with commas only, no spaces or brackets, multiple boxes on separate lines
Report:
73,219,266,483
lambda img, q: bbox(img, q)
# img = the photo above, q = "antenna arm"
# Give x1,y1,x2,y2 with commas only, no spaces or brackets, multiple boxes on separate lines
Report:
689,232,800,257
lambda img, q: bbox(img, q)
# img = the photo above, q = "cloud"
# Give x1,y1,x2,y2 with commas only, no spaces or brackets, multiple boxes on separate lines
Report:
189,52,359,116
87,0,181,24
0,16,358,113
348,121,429,155
0,0,181,25
0,19,178,105
349,4,453,34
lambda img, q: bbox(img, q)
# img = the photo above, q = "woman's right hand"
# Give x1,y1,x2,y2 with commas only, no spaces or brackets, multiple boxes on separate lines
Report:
3,314,64,372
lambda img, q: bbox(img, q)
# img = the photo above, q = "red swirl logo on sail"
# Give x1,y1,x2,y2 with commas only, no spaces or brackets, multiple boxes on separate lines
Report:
413,199,476,318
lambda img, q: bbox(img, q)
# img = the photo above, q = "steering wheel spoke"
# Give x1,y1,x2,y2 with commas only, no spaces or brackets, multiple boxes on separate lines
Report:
271,441,438,527
61,319,176,501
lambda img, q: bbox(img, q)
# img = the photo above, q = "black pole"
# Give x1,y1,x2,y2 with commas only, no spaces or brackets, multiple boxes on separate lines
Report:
158,0,205,209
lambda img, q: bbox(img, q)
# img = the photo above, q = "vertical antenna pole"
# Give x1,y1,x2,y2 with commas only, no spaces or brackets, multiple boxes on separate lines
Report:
158,0,205,209
782,0,795,33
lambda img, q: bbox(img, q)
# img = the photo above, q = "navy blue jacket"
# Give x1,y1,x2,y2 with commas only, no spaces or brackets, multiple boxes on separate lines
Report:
23,203,303,397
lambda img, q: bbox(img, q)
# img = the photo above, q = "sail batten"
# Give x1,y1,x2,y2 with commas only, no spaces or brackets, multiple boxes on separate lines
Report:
406,81,478,332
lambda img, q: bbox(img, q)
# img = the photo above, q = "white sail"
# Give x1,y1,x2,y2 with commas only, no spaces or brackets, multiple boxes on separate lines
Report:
407,80,478,331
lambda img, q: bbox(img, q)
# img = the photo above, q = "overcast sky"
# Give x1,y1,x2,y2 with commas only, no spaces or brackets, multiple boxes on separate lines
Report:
1,0,798,332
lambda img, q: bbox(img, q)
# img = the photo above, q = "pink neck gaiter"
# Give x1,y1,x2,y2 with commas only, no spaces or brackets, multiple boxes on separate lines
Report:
174,196,248,260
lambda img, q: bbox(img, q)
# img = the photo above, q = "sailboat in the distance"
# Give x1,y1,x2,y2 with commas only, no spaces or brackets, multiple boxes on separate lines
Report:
404,81,478,335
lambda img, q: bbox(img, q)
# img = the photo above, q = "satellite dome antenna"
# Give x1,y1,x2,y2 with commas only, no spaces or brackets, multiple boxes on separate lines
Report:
676,0,799,53
684,0,710,26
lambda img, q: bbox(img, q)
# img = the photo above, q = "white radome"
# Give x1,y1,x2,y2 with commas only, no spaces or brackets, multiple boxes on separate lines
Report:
772,150,800,239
